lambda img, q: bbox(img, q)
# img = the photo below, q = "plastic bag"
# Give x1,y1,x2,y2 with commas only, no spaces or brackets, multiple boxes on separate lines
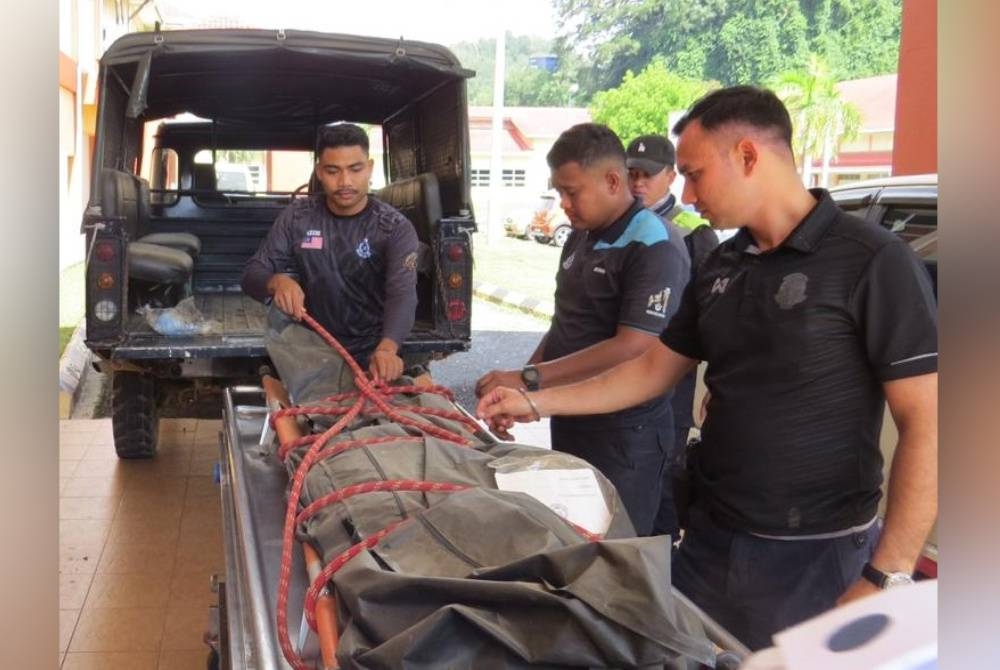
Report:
139,296,222,336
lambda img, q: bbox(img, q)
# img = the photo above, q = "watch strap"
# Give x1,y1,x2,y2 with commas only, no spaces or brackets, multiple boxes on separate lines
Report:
861,562,889,589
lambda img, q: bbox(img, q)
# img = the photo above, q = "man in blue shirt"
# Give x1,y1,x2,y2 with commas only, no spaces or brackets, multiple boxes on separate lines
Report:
476,123,690,535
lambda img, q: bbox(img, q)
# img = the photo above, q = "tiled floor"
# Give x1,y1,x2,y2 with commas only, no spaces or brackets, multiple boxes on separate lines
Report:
59,418,223,669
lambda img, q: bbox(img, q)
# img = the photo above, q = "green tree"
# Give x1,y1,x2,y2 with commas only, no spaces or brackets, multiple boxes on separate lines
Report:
770,54,862,185
589,60,713,140
551,0,901,94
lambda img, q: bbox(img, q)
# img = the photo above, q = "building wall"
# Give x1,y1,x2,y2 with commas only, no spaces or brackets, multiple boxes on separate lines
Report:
59,0,147,271
893,0,937,175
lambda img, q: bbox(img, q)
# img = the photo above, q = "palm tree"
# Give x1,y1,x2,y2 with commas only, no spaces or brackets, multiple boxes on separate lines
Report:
771,55,862,187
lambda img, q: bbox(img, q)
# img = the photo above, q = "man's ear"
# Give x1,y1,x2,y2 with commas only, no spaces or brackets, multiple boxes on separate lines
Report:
736,138,758,174
605,167,624,193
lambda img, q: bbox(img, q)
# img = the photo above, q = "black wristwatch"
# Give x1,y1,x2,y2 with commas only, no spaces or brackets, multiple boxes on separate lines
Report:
861,562,914,590
521,365,540,391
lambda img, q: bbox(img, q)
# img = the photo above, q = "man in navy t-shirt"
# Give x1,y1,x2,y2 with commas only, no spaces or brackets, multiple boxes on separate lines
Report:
476,123,690,535
242,123,418,384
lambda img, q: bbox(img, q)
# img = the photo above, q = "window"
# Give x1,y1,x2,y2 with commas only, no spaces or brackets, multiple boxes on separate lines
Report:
879,205,936,244
149,148,179,205
503,169,526,187
471,168,526,187
471,169,490,187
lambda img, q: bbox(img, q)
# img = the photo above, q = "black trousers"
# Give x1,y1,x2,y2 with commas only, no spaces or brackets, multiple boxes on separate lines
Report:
550,415,672,536
672,502,880,650
651,426,690,540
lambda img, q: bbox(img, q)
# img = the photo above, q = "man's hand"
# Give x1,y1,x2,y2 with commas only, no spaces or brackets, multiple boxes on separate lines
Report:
836,578,880,607
474,369,523,398
267,274,306,320
476,386,540,440
369,349,404,384
369,339,404,384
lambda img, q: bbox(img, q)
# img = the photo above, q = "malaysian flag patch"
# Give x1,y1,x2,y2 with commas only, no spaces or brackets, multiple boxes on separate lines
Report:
301,230,324,250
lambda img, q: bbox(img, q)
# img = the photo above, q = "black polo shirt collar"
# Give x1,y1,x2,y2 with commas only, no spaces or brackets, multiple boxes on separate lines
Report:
592,197,646,245
733,188,838,255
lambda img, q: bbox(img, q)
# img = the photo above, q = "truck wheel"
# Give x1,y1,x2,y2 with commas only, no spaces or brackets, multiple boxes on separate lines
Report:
111,371,160,459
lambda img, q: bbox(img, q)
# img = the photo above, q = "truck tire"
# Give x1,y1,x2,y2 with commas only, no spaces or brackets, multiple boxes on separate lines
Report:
111,371,160,459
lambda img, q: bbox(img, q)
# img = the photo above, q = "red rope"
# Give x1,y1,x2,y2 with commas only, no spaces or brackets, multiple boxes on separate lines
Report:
271,312,598,670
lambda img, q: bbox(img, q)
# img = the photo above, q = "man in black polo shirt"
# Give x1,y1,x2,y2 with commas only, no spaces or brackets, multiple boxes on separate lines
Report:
477,87,938,649
242,123,419,383
475,123,690,535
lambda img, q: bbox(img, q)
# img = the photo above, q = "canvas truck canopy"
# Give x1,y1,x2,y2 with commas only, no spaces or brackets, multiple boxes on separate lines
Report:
100,28,475,127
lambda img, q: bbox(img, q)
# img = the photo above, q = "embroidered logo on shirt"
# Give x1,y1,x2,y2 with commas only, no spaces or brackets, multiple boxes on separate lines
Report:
592,266,606,275
645,287,671,318
775,272,808,309
710,277,731,295
356,238,372,259
562,252,576,270
301,230,324,250
402,251,418,272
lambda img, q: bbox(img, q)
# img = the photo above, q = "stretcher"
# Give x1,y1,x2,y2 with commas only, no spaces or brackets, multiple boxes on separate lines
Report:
206,313,751,669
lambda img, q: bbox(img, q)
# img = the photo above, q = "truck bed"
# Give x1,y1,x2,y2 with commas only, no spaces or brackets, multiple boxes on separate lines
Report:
115,292,459,360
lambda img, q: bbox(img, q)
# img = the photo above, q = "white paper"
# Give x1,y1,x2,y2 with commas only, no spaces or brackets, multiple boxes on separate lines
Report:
493,467,612,536
771,579,938,670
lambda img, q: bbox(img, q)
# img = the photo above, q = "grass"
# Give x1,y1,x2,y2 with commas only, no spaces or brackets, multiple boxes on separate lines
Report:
60,261,87,327
59,327,76,358
472,231,561,304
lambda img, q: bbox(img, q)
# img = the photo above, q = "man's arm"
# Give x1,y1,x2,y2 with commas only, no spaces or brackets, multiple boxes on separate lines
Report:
837,372,938,605
242,207,307,318
379,215,419,348
476,326,654,398
370,213,419,383
477,341,696,425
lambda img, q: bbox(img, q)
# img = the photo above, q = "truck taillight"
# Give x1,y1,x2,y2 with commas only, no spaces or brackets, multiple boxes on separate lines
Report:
446,243,465,262
95,242,116,262
447,272,463,289
446,299,467,321
97,273,115,289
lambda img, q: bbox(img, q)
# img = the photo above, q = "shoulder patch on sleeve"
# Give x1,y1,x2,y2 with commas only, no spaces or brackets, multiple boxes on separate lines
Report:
595,209,668,249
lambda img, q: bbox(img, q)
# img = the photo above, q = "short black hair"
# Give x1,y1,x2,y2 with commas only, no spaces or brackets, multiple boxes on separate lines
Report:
316,123,369,156
672,86,793,149
546,123,626,171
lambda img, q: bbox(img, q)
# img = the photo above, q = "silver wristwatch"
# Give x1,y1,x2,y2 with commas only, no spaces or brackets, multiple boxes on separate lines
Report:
861,562,914,589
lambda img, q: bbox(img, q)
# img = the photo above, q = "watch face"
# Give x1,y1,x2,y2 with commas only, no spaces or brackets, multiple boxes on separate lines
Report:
885,572,914,588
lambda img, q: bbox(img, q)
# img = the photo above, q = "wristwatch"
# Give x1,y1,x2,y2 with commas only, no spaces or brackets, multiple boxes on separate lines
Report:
521,365,540,391
861,562,914,589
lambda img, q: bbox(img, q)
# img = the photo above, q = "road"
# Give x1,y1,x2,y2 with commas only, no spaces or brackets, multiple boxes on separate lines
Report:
428,298,553,448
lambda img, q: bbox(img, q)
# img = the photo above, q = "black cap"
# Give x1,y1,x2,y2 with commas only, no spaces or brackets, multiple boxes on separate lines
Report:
626,135,675,174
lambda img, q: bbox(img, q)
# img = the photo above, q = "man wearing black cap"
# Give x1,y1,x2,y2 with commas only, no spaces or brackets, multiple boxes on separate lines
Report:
627,134,720,540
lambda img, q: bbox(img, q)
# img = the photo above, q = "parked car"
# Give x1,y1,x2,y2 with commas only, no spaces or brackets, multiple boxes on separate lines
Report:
503,211,532,239
528,190,573,247
828,173,937,297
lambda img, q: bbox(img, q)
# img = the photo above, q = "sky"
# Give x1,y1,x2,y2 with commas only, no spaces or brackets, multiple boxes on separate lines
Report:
153,0,560,45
